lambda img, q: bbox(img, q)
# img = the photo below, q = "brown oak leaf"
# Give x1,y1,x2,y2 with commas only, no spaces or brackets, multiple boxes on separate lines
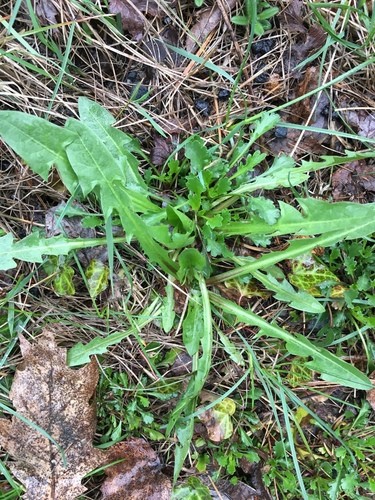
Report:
101,438,172,499
0,331,172,499
0,331,106,499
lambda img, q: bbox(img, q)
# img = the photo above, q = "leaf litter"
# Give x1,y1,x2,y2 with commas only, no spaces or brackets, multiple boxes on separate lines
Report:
0,331,171,499
337,98,375,140
332,160,375,202
0,331,104,499
185,0,237,54
265,66,331,156
109,0,172,40
34,0,59,25
101,439,171,499
45,202,108,266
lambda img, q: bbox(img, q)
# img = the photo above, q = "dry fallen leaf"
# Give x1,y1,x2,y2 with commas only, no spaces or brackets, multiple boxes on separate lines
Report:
0,331,105,499
186,0,237,53
366,372,375,411
101,438,172,499
280,2,326,70
35,0,59,25
332,160,375,201
265,66,330,155
0,331,172,499
279,0,306,34
151,136,174,166
45,202,108,265
339,102,375,139
142,26,180,67
109,0,168,39
198,397,236,443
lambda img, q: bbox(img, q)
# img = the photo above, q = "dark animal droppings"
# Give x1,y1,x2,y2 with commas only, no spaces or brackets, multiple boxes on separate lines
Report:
194,99,212,117
0,160,11,171
252,38,276,56
163,16,172,25
125,70,139,84
274,126,288,139
217,89,231,101
254,72,269,84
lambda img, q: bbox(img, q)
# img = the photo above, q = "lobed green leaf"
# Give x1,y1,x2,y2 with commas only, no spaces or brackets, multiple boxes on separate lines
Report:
0,232,112,271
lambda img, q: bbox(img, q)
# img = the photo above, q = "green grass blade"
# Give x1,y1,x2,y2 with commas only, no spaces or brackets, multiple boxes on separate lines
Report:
209,228,375,284
46,22,76,114
67,298,162,366
209,293,373,390
277,123,375,145
278,383,309,499
165,43,235,83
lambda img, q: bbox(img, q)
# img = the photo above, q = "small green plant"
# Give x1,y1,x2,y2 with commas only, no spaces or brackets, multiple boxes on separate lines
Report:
0,98,374,486
231,0,279,36
96,368,171,444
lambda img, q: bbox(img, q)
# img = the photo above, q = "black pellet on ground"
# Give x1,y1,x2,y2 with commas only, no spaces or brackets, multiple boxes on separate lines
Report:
274,126,288,139
217,89,231,101
194,99,212,117
252,38,276,56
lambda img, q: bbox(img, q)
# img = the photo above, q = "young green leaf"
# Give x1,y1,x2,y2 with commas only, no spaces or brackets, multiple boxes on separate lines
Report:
252,270,325,314
64,119,177,275
65,118,128,202
183,293,204,356
177,249,207,283
217,329,245,366
77,97,147,192
185,136,211,173
248,196,280,225
250,112,280,144
172,477,211,499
